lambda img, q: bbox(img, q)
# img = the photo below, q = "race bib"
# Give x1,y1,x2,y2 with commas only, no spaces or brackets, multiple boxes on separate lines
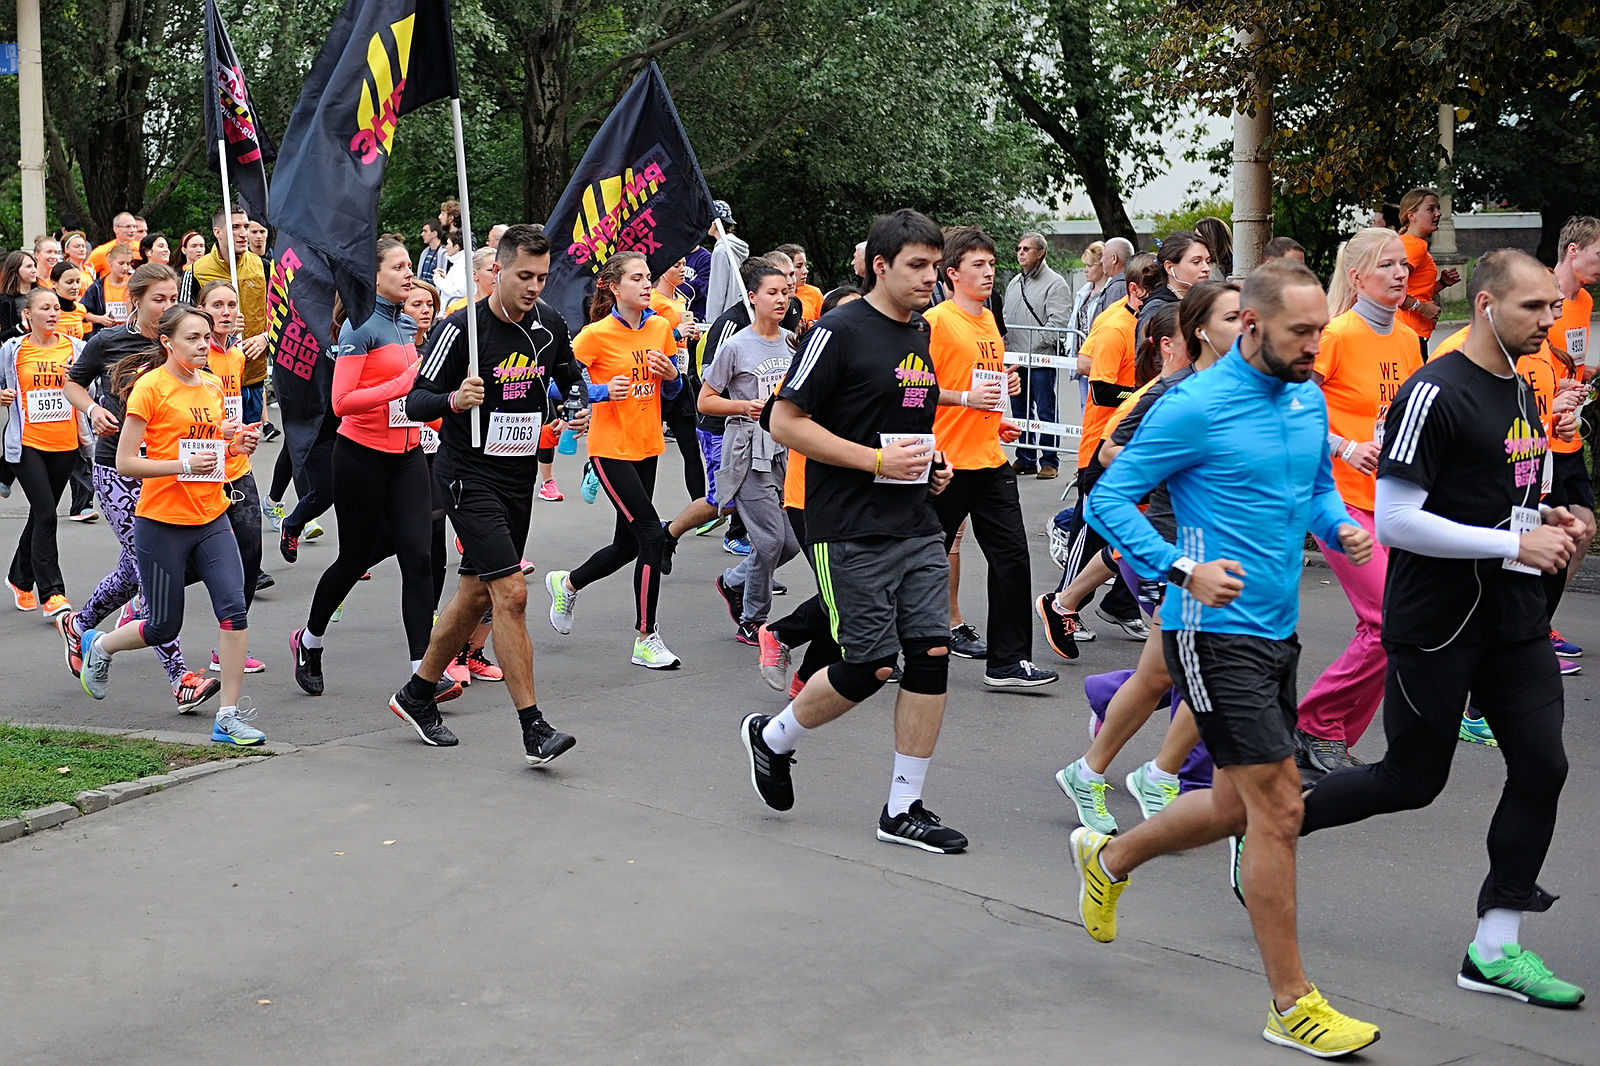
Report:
106,301,127,322
177,438,227,482
389,397,419,428
1566,326,1588,366
757,371,785,398
484,410,542,456
25,388,69,423
875,432,936,485
223,395,243,424
419,425,439,454
970,368,1010,413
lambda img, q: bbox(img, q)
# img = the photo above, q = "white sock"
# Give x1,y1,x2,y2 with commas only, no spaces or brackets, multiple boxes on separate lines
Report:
411,659,423,674
1144,760,1177,784
301,630,324,649
761,706,807,754
217,705,237,720
886,752,929,817
1076,757,1105,783
1473,908,1522,962
1096,847,1121,883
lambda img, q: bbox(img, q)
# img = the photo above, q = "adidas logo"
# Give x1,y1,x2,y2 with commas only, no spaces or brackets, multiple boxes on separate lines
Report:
894,775,909,783
1289,397,1304,410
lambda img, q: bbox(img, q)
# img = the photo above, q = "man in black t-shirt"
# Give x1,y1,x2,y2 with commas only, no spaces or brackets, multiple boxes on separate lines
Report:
387,225,587,767
1301,249,1586,1008
740,209,967,853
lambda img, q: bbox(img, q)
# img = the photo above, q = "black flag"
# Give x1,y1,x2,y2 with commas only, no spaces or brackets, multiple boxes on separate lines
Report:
545,63,716,332
202,0,275,222
265,0,457,471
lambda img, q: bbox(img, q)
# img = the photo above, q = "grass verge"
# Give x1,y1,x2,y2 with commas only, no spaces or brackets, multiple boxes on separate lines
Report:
0,722,265,820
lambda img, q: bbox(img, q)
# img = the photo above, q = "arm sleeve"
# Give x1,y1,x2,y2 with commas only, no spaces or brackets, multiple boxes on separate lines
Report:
405,314,465,422
1083,390,1207,579
1090,379,1133,407
1374,476,1520,559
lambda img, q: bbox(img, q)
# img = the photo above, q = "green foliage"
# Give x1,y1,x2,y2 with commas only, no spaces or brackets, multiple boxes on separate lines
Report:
1150,198,1233,242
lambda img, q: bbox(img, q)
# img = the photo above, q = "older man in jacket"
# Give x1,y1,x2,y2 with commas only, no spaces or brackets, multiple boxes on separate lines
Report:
1003,232,1072,478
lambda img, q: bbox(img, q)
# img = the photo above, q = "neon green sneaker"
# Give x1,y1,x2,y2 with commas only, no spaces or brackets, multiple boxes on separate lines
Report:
1125,761,1180,820
1068,827,1127,943
631,628,681,670
1262,986,1380,1058
1458,943,1586,1008
1459,714,1498,747
263,498,286,532
303,518,325,540
330,601,344,624
1055,758,1117,834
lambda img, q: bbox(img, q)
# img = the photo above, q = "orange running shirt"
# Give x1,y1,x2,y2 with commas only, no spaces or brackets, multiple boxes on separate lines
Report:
1077,298,1139,468
101,277,130,324
1397,233,1440,338
13,334,80,452
784,450,807,510
204,339,252,481
1546,288,1592,454
57,305,86,340
1315,311,1423,511
126,366,231,525
925,299,1007,470
797,284,824,323
572,311,675,461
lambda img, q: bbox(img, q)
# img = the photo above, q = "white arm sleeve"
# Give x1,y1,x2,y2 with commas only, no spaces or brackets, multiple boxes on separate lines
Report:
1374,476,1521,560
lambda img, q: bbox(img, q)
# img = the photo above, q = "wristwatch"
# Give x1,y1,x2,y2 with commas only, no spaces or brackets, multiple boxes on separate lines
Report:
1167,556,1197,588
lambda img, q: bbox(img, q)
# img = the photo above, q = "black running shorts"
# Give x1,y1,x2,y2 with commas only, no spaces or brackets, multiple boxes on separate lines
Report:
1162,630,1300,767
441,473,532,582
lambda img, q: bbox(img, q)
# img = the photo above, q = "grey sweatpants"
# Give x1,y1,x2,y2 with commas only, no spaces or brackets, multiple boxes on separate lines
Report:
723,467,800,625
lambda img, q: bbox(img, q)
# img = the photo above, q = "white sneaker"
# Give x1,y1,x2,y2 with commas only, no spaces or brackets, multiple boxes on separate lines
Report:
546,570,578,634
631,629,681,670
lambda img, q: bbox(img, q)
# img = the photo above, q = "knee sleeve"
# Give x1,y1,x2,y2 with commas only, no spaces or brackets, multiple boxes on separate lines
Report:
898,638,950,695
828,654,896,703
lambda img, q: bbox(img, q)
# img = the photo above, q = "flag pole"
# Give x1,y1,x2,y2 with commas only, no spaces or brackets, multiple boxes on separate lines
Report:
217,138,241,297
448,96,480,448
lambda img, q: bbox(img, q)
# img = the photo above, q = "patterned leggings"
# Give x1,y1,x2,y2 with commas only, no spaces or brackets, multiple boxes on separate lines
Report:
79,464,186,685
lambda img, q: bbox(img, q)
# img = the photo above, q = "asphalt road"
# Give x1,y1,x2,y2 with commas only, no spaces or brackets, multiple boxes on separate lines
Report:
3,442,1598,1064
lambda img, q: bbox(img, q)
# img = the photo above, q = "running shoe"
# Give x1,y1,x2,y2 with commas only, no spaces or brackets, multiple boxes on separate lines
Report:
740,712,795,810
523,716,576,766
948,623,987,659
1094,604,1149,640
1262,986,1380,1058
1296,728,1361,773
261,422,281,441
632,629,681,669
40,594,71,620
519,559,537,576
659,521,677,575
545,570,578,634
435,677,464,703
211,706,266,746
304,519,325,539
735,620,760,646
263,498,286,531
758,624,791,691
388,687,458,746
117,594,142,629
1074,620,1096,642
9,581,36,611
1036,594,1082,660
694,515,727,536
290,628,324,696
877,801,968,853
1459,714,1497,747
464,646,503,682
174,672,222,714
984,660,1059,689
0,479,9,497
1550,629,1582,658
210,650,265,673
68,509,100,523
1056,758,1118,834
330,602,344,623
537,478,563,502
280,529,298,563
444,652,472,686
79,629,111,700
1457,943,1586,1008
724,535,752,556
255,571,275,591
788,673,805,700
771,580,787,596
1068,826,1127,942
1227,834,1246,908
580,462,600,504
56,611,83,678
359,571,371,581
714,574,744,626
1125,761,1180,820
885,664,902,684
1559,658,1582,677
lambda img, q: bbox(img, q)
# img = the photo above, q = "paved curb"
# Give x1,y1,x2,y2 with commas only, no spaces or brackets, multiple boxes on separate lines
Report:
2,723,292,845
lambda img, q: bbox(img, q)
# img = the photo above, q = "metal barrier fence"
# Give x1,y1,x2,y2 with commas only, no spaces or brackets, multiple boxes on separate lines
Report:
1000,322,1085,453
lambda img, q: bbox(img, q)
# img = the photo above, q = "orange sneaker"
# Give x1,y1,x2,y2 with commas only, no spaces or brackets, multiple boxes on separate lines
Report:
464,646,504,682
9,582,37,611
41,594,72,619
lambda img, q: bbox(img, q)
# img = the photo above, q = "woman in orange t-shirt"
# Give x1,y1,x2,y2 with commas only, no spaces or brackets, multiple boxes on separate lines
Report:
0,287,85,616
1395,188,1462,357
75,305,266,746
550,251,683,669
50,261,87,339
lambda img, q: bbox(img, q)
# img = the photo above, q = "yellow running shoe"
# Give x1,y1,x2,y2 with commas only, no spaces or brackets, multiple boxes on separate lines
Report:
1262,986,1380,1058
1069,827,1127,943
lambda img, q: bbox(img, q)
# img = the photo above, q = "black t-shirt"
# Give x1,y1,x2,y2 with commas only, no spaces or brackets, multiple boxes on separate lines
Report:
407,297,581,492
1377,350,1549,645
778,297,942,542
68,323,155,467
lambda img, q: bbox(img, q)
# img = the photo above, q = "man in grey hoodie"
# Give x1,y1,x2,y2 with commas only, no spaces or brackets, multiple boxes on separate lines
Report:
705,200,750,321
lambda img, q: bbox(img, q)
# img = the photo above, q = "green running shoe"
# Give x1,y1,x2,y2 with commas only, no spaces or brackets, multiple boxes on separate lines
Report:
631,628,681,670
1458,944,1585,1008
1459,713,1498,747
1124,761,1179,820
1055,758,1117,835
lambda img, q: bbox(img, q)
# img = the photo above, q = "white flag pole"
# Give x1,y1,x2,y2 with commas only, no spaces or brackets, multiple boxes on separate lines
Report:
448,97,480,448
216,139,241,299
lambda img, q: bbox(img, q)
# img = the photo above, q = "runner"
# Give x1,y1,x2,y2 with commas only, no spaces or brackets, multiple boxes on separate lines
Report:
780,244,824,323
1300,248,1585,1011
740,208,966,853
76,304,264,747
388,224,585,761
1293,227,1424,773
80,244,134,334
1136,230,1212,331
546,250,684,670
1069,260,1380,1057
51,261,87,340
1395,187,1462,359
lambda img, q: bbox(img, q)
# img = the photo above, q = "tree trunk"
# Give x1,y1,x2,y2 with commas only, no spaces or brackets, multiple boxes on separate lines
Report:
519,20,574,219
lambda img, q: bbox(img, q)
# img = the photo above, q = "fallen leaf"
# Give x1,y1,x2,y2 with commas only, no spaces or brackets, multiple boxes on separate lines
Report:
258,999,271,1005
333,851,344,856
383,840,396,846
57,766,71,774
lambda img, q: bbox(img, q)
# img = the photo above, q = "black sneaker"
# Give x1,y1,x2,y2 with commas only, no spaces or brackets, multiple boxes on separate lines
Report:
771,580,787,596
736,620,760,646
523,716,576,766
290,627,324,696
1296,728,1360,773
280,529,298,564
876,801,968,853
885,664,902,684
740,712,795,811
949,623,987,659
715,574,744,626
261,422,282,441
659,522,677,576
1036,593,1081,661
435,677,463,704
255,571,275,591
388,688,459,746
983,659,1060,689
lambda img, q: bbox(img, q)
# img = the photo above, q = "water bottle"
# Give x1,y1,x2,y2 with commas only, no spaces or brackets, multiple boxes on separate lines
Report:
557,384,582,455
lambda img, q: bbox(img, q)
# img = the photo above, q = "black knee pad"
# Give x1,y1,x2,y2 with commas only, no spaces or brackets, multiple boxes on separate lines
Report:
898,638,950,695
828,655,896,702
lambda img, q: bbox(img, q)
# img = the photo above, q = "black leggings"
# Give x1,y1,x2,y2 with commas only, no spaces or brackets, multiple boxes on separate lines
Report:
270,446,295,502
570,454,665,633
9,445,77,599
306,438,434,659
134,514,247,646
664,395,705,501
285,413,338,536
367,453,448,610
1301,637,1567,916
225,473,263,610
769,506,842,682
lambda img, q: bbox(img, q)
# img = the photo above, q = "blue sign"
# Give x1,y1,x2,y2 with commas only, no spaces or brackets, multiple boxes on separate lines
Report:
0,44,16,77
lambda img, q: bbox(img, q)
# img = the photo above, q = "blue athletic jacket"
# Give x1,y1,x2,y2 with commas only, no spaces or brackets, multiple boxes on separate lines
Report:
1084,345,1354,639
